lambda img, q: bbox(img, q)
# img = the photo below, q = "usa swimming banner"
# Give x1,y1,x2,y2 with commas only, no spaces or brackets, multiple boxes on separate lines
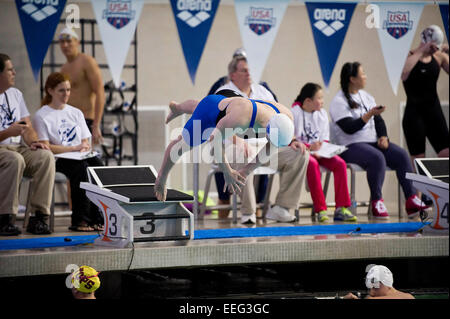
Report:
375,2,424,95
170,0,221,85
439,3,448,41
305,1,357,89
234,0,289,84
91,0,144,88
15,0,67,81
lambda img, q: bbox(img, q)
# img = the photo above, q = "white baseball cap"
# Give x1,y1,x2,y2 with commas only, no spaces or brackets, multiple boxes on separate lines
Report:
365,265,394,289
266,113,294,147
59,27,79,40
421,25,444,49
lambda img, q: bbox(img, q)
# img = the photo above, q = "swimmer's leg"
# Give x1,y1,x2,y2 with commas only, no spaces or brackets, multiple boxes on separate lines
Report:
166,99,199,124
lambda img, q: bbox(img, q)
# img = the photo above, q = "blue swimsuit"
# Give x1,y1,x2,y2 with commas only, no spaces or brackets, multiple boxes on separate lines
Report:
182,95,280,147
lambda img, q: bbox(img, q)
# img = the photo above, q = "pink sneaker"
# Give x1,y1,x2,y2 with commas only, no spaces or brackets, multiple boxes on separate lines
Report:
405,195,431,219
371,199,389,219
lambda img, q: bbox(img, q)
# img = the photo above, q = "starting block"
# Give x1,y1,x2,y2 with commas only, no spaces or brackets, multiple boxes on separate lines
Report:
80,165,194,247
406,158,448,230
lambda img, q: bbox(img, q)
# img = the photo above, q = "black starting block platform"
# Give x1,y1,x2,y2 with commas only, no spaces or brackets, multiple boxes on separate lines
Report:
406,158,449,230
80,165,194,247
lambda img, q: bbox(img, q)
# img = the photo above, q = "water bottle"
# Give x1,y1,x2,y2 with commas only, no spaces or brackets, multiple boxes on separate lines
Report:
122,101,131,112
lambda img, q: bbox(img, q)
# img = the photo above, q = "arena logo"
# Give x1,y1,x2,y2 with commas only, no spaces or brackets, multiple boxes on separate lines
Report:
244,7,276,36
102,0,136,30
19,0,59,22
313,8,346,37
382,11,413,39
176,0,212,28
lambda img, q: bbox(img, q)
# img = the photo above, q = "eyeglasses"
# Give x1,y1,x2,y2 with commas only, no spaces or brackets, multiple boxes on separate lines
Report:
236,68,250,74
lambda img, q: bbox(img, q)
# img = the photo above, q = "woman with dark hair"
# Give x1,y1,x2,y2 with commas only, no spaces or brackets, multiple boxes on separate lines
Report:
329,62,429,219
292,82,355,222
33,72,104,231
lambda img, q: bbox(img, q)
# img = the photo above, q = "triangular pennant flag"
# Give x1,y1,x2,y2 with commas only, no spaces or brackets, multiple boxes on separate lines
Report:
92,0,144,88
234,0,289,84
439,3,449,41
170,0,221,85
15,0,67,81
375,2,424,95
305,1,357,88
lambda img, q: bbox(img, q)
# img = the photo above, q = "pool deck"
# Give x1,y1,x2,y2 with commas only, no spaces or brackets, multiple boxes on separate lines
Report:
0,206,448,278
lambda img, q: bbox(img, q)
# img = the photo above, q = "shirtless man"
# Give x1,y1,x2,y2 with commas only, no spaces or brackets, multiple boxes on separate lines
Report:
344,265,415,299
59,27,105,144
155,89,299,202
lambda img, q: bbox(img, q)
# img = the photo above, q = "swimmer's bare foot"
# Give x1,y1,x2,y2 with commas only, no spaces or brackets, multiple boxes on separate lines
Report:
166,101,182,124
154,176,167,201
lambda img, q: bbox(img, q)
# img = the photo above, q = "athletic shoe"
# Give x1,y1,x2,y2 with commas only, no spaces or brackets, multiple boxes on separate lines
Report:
421,194,433,206
317,210,329,223
405,195,431,219
371,199,389,219
334,207,357,222
266,205,296,223
0,214,21,236
241,213,256,225
26,211,51,235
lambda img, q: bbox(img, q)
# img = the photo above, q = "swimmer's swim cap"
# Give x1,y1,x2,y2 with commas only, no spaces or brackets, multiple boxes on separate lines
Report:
365,265,393,289
59,27,79,40
266,114,294,147
71,265,100,293
421,25,444,49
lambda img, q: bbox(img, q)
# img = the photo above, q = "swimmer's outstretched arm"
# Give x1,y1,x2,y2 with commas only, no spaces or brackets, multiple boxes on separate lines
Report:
209,116,246,194
155,135,192,201
237,142,274,178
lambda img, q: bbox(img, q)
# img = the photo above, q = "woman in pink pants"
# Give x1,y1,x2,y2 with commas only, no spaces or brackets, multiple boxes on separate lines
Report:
292,83,356,222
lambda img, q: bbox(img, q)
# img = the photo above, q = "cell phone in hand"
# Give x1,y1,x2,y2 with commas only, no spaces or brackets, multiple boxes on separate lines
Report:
376,105,384,110
18,121,26,124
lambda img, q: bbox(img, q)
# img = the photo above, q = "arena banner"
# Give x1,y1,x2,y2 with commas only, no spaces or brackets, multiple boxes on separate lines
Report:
15,0,67,81
305,1,357,88
375,2,424,95
91,0,144,88
439,3,448,41
234,0,290,84
170,0,221,84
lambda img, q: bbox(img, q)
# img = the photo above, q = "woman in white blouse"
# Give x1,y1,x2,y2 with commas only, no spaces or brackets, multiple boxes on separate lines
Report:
329,62,429,219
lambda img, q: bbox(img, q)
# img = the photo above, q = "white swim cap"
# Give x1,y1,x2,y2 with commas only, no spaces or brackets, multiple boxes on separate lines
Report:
233,47,247,58
266,113,294,147
365,265,393,289
59,27,79,40
421,25,444,49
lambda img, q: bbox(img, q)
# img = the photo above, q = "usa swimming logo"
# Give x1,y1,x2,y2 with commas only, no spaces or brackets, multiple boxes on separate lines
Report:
19,0,59,22
313,8,346,37
383,11,413,39
245,7,276,35
0,103,16,128
58,120,77,145
176,0,212,28
102,0,136,29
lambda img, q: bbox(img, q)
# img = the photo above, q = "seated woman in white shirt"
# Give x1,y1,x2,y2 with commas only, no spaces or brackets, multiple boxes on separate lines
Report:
33,72,104,232
329,62,429,219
